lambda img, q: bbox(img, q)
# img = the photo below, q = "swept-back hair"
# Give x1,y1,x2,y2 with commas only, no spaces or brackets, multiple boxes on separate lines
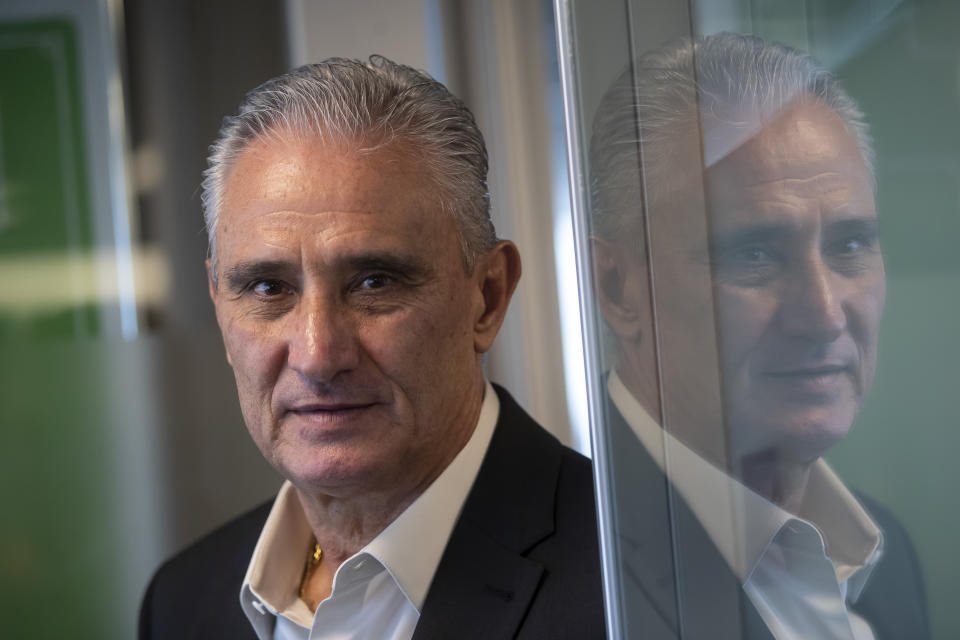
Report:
590,32,874,245
202,55,496,279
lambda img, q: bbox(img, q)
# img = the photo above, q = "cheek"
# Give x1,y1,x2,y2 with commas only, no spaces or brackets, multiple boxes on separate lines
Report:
714,287,778,369
371,297,477,390
658,267,716,343
858,277,886,335
220,316,287,398
849,280,886,371
382,308,468,373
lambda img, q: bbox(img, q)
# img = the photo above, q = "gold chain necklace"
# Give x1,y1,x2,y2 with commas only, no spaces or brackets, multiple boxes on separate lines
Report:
299,541,323,601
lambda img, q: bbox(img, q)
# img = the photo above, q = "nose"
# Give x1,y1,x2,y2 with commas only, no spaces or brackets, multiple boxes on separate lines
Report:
286,293,360,383
778,256,846,343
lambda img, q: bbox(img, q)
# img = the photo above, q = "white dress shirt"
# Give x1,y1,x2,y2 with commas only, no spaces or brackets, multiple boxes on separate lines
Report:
239,381,500,640
609,371,883,640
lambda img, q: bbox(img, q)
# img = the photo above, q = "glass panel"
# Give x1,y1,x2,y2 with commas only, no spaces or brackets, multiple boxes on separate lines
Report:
556,0,957,637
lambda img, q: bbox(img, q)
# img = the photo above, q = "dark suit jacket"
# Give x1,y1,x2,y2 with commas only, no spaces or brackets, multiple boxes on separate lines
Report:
139,385,607,639
606,402,930,640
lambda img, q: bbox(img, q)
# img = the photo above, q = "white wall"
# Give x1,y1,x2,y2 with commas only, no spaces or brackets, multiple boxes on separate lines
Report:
287,0,432,71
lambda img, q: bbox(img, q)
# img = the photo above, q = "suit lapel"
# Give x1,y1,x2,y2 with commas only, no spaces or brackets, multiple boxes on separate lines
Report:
410,521,545,639
413,385,561,640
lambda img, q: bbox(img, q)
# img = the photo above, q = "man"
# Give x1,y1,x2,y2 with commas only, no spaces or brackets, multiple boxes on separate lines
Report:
139,57,605,639
589,34,928,639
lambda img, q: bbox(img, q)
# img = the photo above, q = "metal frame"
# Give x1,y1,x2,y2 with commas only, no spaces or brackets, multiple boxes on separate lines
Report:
552,1,625,636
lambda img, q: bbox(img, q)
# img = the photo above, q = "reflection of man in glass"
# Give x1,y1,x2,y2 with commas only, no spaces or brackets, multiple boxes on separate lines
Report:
591,33,928,639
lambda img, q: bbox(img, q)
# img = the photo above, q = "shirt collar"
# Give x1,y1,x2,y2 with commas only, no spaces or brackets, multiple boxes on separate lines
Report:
240,481,313,624
240,380,500,619
608,370,882,591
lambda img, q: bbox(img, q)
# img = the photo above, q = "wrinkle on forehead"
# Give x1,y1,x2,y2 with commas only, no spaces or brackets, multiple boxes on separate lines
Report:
735,172,871,198
226,208,435,273
707,106,871,194
709,175,875,229
702,98,864,172
251,208,430,240
223,135,435,219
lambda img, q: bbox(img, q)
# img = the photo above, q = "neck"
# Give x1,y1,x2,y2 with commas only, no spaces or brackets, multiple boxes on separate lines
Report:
738,451,814,513
295,490,413,562
293,464,451,610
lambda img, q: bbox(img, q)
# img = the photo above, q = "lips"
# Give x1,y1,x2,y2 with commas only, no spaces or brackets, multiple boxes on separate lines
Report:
288,402,375,413
760,363,855,398
285,401,379,425
764,364,851,378
280,401,380,439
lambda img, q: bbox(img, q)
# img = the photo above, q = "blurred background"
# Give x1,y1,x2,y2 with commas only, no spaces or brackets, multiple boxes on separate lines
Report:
0,0,956,637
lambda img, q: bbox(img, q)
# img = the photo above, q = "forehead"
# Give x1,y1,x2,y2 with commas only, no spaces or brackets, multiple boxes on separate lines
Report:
703,101,875,227
216,135,459,260
222,135,432,219
708,100,867,179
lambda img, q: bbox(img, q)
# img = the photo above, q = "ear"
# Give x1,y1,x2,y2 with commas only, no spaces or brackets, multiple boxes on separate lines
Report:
473,240,522,354
592,237,648,343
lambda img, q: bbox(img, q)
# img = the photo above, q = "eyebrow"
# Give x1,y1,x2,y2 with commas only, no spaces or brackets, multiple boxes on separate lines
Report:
223,260,293,293
709,223,792,252
221,251,433,293
824,217,880,239
709,215,880,251
341,252,432,278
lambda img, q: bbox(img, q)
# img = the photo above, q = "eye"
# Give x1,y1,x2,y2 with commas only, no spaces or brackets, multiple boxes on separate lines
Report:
711,243,781,287
824,232,880,265
250,279,290,297
733,246,773,263
357,273,394,290
833,235,871,254
718,244,778,268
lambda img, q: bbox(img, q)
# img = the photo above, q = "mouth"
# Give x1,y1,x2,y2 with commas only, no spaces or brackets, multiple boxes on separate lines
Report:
765,364,851,379
290,401,373,411
282,400,380,428
287,401,377,417
760,364,854,397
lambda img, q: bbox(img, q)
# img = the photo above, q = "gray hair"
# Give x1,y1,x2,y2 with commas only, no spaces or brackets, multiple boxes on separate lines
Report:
589,32,875,245
202,55,496,280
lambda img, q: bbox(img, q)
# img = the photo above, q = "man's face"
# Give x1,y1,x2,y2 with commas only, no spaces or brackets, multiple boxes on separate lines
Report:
654,104,886,461
210,135,488,498
695,100,886,463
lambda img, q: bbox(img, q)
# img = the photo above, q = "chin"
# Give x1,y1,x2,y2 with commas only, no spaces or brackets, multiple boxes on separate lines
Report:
732,407,856,465
275,445,379,493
